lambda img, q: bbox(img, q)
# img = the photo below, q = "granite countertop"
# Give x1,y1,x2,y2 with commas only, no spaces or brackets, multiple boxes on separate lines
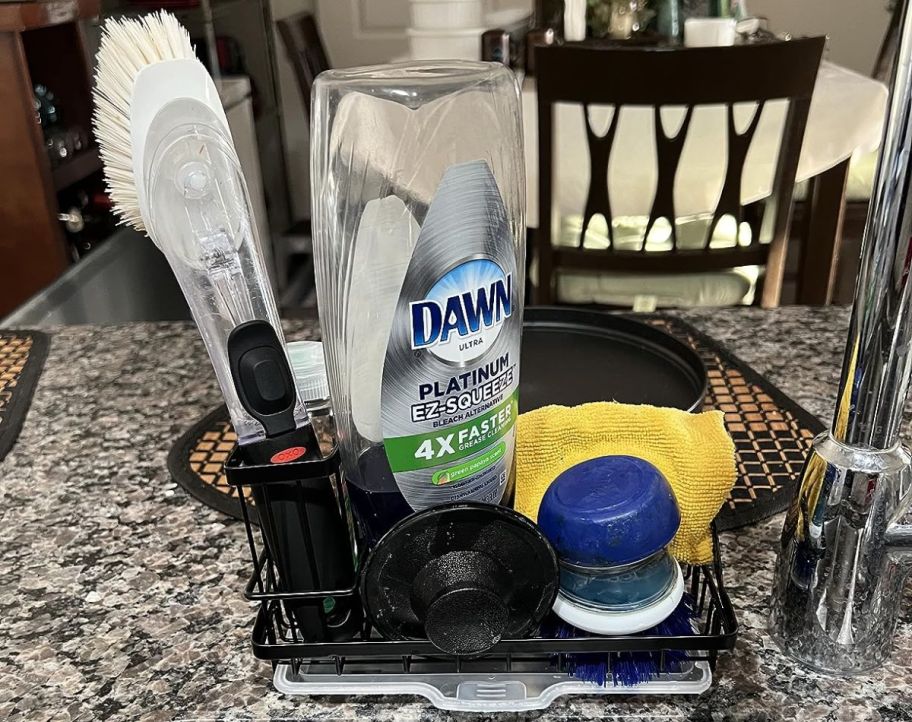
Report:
2,306,911,721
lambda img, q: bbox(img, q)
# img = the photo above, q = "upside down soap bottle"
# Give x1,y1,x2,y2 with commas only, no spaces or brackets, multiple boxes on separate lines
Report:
311,62,526,545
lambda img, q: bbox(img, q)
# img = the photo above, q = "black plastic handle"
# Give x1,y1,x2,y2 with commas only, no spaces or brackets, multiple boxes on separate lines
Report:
227,320,298,438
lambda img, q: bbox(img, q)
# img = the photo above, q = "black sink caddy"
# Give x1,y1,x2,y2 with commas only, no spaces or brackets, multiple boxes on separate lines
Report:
226,446,738,692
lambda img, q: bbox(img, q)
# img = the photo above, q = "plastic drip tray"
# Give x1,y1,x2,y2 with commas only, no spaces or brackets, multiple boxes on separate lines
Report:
273,660,712,712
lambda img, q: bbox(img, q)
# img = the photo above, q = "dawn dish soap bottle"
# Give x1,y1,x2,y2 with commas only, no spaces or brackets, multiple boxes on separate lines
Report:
311,62,526,545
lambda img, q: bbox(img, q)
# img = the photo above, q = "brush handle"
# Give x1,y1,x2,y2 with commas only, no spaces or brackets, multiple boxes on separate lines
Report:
248,451,361,642
145,101,310,446
229,321,358,640
228,320,318,451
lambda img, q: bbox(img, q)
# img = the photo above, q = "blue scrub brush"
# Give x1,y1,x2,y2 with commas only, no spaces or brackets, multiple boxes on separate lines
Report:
543,593,698,687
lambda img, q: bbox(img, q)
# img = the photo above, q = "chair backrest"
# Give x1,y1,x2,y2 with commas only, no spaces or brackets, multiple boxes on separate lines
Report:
277,11,331,119
534,38,825,307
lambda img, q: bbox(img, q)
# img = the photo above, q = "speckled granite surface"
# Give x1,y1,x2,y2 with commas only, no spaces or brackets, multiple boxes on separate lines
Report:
1,307,911,721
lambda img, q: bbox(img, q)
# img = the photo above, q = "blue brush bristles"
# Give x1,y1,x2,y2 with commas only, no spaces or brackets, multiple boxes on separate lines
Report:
544,593,697,687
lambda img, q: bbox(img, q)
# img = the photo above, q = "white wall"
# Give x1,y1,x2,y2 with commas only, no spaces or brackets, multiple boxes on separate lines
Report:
314,0,410,68
315,0,533,68
749,0,891,75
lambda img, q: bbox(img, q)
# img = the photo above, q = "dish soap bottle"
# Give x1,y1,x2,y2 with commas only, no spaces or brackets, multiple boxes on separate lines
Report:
311,62,525,544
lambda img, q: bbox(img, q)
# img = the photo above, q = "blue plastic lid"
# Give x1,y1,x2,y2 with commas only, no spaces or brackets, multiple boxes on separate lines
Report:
537,456,681,567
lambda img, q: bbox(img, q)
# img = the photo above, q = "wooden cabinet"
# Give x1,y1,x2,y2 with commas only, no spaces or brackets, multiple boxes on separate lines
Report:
0,0,100,318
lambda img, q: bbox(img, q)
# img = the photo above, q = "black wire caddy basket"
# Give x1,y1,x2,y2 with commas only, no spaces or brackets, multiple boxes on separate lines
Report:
226,446,739,713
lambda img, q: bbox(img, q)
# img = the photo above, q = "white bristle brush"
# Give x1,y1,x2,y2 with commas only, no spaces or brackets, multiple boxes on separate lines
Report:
91,16,344,634
90,11,307,448
92,11,198,233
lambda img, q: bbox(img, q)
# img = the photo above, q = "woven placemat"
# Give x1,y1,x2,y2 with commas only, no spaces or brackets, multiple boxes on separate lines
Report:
168,316,823,529
167,405,250,520
0,330,50,462
645,316,823,530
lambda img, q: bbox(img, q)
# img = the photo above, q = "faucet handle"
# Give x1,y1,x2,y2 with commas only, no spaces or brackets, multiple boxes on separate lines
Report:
769,434,912,673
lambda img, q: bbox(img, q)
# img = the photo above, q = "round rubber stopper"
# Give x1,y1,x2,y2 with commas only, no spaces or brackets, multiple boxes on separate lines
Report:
425,587,508,655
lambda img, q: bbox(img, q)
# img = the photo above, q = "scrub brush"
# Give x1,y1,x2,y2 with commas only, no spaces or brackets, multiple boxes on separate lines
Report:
92,12,361,642
542,594,698,687
92,11,315,456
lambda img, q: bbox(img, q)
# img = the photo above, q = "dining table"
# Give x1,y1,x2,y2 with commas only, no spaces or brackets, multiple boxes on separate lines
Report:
521,59,889,304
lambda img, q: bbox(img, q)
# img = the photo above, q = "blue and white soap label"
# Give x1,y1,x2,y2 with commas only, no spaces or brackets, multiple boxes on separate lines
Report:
410,258,513,362
381,161,521,511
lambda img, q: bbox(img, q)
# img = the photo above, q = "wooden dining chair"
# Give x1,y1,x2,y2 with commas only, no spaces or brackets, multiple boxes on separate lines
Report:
277,11,331,121
534,38,826,308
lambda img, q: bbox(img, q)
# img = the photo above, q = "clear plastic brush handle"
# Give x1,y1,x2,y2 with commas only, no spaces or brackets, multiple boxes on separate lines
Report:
143,99,310,445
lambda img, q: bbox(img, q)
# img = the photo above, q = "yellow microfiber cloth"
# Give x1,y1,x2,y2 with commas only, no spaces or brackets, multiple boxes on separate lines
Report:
514,402,737,565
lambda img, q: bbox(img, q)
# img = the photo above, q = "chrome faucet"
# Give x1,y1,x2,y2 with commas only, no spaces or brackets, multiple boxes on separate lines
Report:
768,1,912,674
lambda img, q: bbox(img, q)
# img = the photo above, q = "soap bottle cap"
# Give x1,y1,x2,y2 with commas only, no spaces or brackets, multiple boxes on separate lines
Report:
287,341,331,405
